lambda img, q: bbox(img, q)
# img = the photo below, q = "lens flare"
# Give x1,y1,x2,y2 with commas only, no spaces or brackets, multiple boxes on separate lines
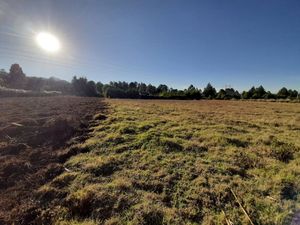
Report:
36,32,60,53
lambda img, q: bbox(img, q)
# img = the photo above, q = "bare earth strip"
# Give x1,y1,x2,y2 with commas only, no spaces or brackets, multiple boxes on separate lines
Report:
0,96,106,224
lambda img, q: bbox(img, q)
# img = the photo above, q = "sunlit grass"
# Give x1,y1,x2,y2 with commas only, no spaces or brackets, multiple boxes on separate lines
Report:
39,100,300,224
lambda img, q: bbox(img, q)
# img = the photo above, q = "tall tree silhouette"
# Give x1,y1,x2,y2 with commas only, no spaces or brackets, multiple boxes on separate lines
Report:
7,64,26,89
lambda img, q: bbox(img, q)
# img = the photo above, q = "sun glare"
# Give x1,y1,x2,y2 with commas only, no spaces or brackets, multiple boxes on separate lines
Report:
36,32,61,53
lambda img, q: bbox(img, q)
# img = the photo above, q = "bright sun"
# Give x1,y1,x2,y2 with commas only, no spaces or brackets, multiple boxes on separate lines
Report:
36,32,61,53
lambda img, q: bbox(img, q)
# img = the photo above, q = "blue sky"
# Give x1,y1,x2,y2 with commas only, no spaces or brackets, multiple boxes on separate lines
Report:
0,0,299,91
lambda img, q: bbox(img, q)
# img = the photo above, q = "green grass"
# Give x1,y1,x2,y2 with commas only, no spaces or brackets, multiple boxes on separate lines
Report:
38,100,300,224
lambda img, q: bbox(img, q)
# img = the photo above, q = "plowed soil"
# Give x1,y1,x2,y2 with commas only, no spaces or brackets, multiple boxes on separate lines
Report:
0,96,106,224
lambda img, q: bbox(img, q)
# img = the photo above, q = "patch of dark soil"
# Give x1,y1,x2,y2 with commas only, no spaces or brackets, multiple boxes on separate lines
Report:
0,96,107,224
0,143,28,155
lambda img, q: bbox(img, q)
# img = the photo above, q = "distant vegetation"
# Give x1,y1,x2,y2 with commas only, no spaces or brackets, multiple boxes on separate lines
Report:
0,64,71,95
96,82,299,100
0,64,299,100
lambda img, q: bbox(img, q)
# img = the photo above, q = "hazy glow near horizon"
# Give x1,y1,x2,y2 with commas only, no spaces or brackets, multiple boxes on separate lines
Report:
36,32,61,53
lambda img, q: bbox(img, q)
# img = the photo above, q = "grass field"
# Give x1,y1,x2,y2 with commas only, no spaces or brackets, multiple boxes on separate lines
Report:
33,99,300,225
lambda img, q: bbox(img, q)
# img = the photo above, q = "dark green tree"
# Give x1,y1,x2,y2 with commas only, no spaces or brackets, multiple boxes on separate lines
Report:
157,84,169,93
217,88,240,99
252,85,266,99
288,89,298,99
203,83,217,99
7,64,26,89
129,82,138,90
263,91,276,99
277,87,289,99
96,82,104,96
217,89,226,99
185,85,202,99
138,83,148,96
72,76,98,97
146,84,157,95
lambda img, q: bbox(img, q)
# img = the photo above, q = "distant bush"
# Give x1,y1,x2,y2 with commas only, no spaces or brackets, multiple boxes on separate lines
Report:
216,88,241,99
71,76,98,97
242,86,299,100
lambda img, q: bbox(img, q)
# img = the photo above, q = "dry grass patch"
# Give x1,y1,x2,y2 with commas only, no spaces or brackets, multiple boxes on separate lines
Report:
37,99,300,224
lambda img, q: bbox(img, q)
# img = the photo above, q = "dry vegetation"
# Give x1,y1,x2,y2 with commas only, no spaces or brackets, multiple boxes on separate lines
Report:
33,99,300,225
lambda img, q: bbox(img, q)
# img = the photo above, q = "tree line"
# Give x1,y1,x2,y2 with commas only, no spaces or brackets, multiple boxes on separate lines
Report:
72,77,299,100
0,64,299,100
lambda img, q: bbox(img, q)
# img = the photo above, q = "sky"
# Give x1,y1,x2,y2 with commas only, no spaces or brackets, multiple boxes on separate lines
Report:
0,0,299,91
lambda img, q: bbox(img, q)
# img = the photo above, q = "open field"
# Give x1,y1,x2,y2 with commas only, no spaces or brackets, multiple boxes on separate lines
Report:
0,97,106,224
1,98,300,224
30,99,299,225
